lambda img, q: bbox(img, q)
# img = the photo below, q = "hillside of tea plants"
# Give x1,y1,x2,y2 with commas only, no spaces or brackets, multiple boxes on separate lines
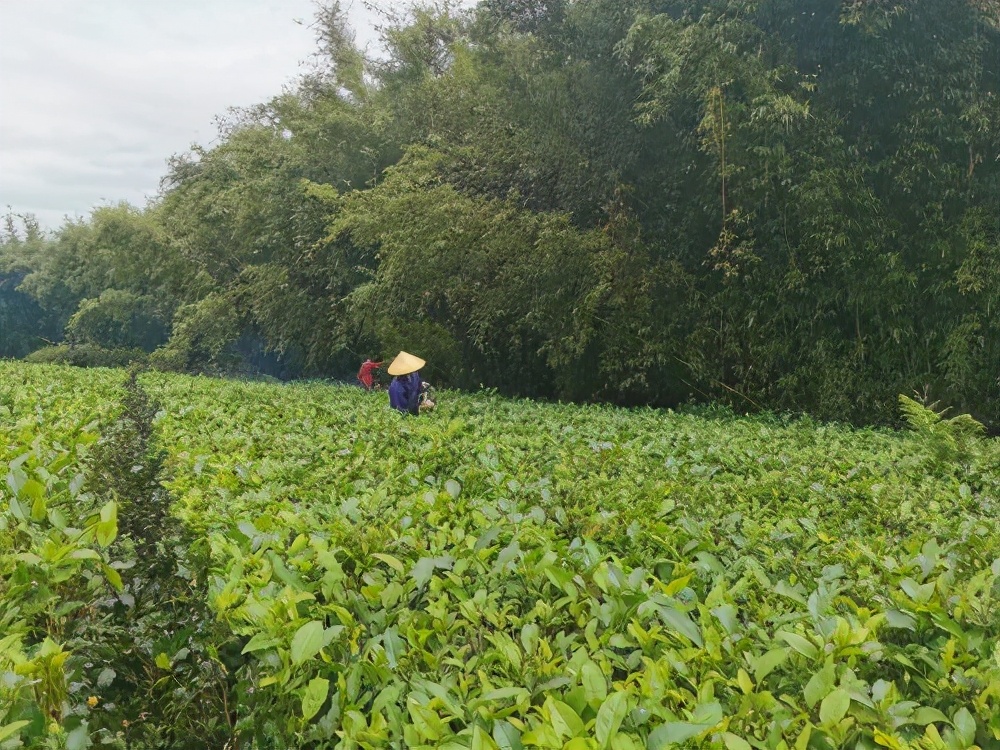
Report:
3,361,1000,750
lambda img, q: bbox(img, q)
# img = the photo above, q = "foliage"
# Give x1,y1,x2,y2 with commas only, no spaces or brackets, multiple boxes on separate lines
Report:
148,294,242,374
4,361,1000,748
0,367,234,749
3,0,1000,425
0,215,60,358
0,376,123,746
65,290,167,351
85,370,174,560
898,393,986,467
24,343,149,369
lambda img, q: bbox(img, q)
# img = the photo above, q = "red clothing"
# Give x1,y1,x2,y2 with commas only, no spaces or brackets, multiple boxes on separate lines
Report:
357,360,382,390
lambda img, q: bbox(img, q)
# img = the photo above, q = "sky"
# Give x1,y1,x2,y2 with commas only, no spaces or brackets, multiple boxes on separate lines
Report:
0,1,424,230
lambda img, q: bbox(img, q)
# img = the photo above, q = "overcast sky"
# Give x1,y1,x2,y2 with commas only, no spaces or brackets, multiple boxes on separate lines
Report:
0,1,428,230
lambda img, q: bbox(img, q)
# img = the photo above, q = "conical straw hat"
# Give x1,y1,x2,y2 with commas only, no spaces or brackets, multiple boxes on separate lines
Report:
387,351,425,376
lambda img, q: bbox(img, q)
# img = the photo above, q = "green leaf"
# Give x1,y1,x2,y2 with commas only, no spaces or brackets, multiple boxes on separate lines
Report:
302,676,329,721
910,707,949,726
774,580,806,604
372,553,405,574
753,647,789,682
520,723,561,747
735,668,754,695
545,697,584,739
0,721,30,743
657,605,703,647
612,735,641,750
722,733,753,750
20,478,45,502
408,699,445,741
383,626,404,668
776,631,819,660
885,610,917,630
473,724,500,750
410,555,454,587
242,632,282,654
155,652,171,670
899,577,935,604
95,518,117,548
581,661,608,705
711,604,739,634
8,497,28,522
493,720,523,750
30,493,46,522
819,688,850,725
596,692,629,749
647,721,712,749
97,668,116,688
952,708,976,746
65,725,90,750
804,662,836,708
290,620,326,666
690,702,723,726
647,703,722,749
102,563,123,593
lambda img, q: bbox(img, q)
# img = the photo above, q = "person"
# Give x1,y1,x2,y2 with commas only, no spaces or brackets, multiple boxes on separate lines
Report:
357,358,383,390
387,351,426,415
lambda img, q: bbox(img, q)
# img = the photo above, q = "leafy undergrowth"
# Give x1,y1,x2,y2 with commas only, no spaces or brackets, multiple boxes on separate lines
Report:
2,362,1000,749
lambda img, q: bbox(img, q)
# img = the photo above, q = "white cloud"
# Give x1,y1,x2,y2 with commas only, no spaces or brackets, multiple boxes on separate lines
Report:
0,0,444,229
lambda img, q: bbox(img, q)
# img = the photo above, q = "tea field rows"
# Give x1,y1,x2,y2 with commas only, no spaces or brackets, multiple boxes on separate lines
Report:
2,362,1000,749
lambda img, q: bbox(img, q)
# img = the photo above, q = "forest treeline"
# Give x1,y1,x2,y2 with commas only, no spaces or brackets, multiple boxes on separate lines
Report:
2,0,999,425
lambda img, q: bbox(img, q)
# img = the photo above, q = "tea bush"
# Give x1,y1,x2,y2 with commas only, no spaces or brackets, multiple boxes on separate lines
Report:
2,362,1000,749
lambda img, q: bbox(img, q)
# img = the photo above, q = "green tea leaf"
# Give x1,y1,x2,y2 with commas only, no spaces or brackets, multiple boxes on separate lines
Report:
804,662,836,708
20,478,45,502
97,668,116,688
242,632,282,654
596,692,629,749
65,726,89,750
372,553,405,574
952,708,976,746
753,647,789,682
647,721,711,748
102,563,124,593
910,707,949,726
473,724,499,750
545,697,584,739
0,721,30,743
581,661,608,705
383,626,404,668
290,620,325,665
302,676,329,721
657,604,703,647
492,720,523,750
776,631,819,660
722,733,753,750
819,688,850,725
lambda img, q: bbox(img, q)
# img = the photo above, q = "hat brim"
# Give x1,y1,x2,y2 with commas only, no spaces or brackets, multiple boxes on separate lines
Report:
387,351,426,376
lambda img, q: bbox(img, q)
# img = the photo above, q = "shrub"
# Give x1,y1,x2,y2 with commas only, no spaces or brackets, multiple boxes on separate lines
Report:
24,343,148,368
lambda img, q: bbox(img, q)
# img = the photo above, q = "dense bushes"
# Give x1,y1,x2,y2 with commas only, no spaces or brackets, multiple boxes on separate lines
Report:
0,369,234,748
24,344,148,369
5,362,1000,747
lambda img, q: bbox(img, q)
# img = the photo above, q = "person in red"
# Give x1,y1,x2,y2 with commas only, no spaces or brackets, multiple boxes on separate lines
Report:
357,358,383,390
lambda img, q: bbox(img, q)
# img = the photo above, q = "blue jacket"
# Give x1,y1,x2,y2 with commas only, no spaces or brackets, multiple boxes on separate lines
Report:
389,372,421,415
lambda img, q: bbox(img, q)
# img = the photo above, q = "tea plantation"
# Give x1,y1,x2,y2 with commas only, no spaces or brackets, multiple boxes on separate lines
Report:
2,362,999,749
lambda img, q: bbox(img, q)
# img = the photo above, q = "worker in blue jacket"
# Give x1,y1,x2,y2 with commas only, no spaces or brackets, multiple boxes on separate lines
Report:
387,351,425,415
